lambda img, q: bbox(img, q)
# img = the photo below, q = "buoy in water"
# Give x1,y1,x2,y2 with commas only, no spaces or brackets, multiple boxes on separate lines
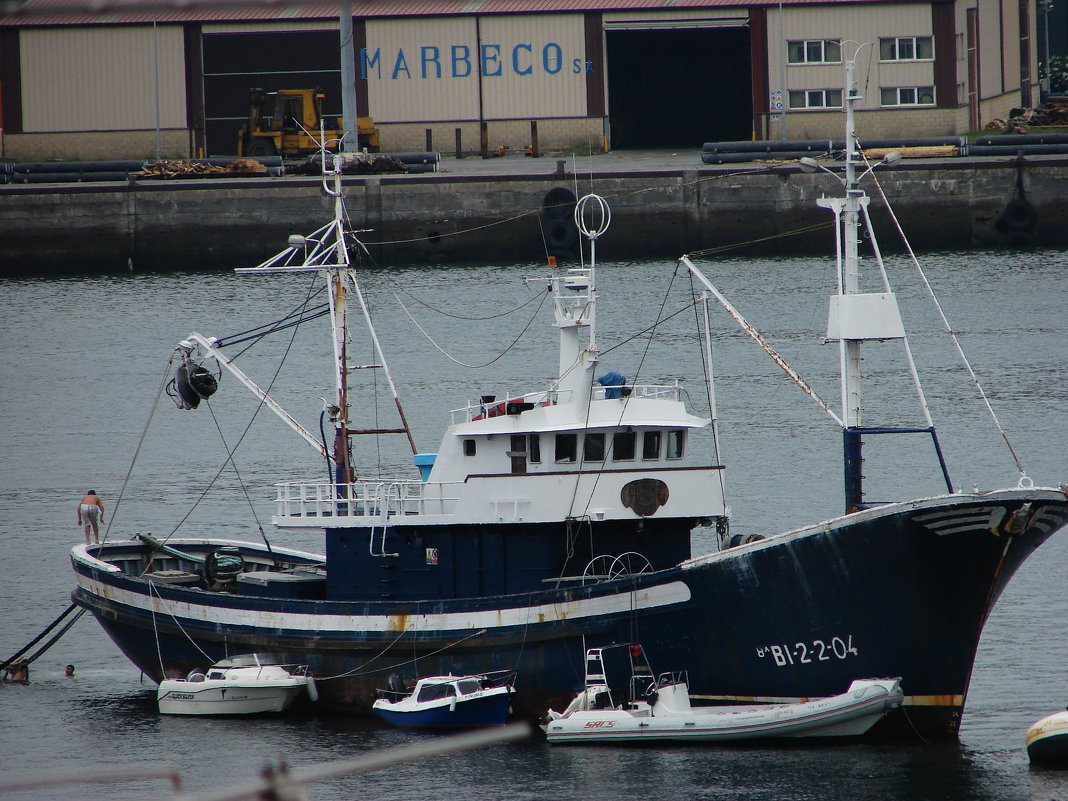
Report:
1027,709,1068,768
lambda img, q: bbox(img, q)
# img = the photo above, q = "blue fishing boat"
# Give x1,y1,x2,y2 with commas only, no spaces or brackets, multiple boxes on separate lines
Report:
70,50,1068,738
373,672,515,729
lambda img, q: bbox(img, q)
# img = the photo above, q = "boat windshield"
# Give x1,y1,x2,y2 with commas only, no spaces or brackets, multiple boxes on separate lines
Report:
456,679,484,695
214,653,280,668
416,682,457,702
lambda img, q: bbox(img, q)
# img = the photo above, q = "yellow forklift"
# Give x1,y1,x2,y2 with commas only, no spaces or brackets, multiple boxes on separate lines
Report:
236,88,380,157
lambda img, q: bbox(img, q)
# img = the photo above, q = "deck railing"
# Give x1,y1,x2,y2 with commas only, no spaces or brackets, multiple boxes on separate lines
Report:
275,480,461,520
451,383,682,423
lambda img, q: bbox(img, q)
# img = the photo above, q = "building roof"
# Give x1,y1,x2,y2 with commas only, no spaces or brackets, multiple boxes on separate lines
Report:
2,0,919,27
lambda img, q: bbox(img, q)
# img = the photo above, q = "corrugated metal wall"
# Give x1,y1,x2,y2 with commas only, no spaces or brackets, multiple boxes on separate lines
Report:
21,26,186,132
479,15,587,118
366,17,479,121
364,13,587,122
977,0,1004,97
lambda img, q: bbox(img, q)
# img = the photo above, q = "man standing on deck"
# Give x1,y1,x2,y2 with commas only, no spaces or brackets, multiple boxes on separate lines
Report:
78,490,104,544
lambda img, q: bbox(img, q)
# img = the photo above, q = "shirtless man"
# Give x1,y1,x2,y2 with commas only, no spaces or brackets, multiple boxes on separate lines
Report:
78,490,105,544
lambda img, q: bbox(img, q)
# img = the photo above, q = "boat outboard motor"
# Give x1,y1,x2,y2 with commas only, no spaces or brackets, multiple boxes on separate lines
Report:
205,546,244,587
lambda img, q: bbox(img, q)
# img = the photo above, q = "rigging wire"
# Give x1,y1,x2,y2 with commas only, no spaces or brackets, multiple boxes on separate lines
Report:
219,306,331,354
686,220,832,258
314,626,489,681
390,280,548,321
599,300,698,358
148,580,213,662
393,284,551,369
364,208,540,247
107,356,181,549
865,161,1027,479
162,272,322,542
362,164,790,250
204,399,277,562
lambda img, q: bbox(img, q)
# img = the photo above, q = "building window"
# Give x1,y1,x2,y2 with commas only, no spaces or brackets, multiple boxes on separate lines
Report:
583,433,606,462
666,430,685,459
879,36,933,61
612,431,636,461
642,431,661,460
788,89,843,109
880,86,935,106
463,439,476,456
555,433,577,463
787,39,841,64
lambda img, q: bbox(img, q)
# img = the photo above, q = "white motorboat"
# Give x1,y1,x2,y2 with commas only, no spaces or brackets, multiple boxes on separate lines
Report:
157,653,317,715
372,671,515,728
544,645,902,744
1026,709,1068,767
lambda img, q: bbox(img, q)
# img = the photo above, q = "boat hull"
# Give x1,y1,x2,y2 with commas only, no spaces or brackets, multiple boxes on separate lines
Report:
72,488,1068,737
544,678,902,743
372,690,513,728
157,680,308,715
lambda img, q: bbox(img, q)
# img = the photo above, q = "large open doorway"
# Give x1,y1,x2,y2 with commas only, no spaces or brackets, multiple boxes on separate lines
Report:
605,27,752,149
201,31,343,156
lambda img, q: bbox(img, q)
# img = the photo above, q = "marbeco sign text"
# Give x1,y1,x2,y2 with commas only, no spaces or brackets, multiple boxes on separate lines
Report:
360,43,589,81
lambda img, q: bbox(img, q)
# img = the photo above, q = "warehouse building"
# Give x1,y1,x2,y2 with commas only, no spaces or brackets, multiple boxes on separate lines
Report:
0,0,1041,161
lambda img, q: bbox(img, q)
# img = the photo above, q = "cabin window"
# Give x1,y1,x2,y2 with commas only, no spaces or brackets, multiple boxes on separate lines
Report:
555,433,577,463
613,431,636,461
463,439,476,457
417,682,456,702
509,435,527,475
583,432,606,462
643,431,662,460
456,679,483,695
667,430,685,459
529,434,541,463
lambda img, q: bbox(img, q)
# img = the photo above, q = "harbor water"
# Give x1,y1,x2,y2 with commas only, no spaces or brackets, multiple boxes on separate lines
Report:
1,247,1067,800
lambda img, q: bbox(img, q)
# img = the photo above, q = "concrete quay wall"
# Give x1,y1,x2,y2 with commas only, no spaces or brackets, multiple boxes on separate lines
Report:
1,157,1065,274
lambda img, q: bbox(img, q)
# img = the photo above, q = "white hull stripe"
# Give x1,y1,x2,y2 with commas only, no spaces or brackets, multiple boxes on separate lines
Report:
76,574,692,634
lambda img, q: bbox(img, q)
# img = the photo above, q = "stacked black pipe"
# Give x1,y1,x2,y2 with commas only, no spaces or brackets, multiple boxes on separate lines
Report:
0,156,285,184
966,133,1068,156
701,137,964,164
384,152,440,174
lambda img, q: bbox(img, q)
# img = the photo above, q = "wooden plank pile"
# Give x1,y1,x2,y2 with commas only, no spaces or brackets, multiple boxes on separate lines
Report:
137,159,269,178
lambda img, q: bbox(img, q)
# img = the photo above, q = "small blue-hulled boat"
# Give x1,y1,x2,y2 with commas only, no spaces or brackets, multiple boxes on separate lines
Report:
372,672,515,729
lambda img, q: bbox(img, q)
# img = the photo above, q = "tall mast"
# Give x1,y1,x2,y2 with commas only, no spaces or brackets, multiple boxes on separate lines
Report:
322,154,418,481
324,157,355,485
231,152,417,484
814,50,890,512
838,55,866,510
